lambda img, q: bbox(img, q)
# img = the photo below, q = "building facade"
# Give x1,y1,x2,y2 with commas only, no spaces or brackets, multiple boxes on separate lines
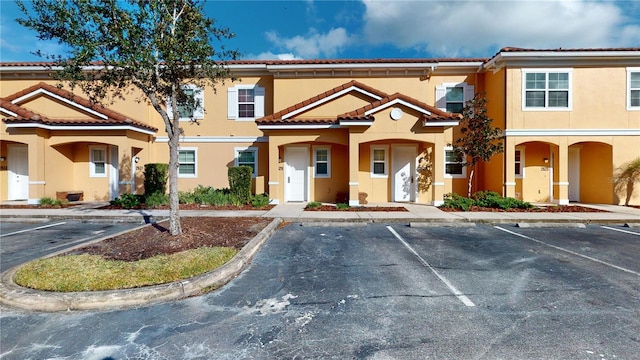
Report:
1,48,639,206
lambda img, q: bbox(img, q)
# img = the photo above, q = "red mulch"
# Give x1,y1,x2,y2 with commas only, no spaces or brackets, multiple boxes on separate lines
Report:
439,205,608,212
305,205,408,212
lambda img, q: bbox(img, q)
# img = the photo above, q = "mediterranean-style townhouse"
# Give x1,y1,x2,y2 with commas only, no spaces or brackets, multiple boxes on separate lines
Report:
1,47,639,206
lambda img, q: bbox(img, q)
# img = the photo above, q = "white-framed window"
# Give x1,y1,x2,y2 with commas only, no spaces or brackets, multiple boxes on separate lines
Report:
178,148,197,178
235,147,258,177
435,82,474,113
444,147,465,178
228,85,265,121
522,69,572,110
313,146,331,178
89,145,107,177
166,84,204,121
370,145,388,178
515,148,525,178
628,67,640,110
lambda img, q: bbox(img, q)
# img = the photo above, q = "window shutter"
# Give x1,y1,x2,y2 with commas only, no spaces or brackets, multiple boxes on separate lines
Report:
193,88,204,119
254,86,265,118
435,85,446,111
464,84,475,103
227,87,238,120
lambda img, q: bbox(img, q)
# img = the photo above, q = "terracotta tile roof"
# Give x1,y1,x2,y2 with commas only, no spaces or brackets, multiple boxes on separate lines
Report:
1,83,157,133
499,47,640,53
341,93,461,123
257,80,389,125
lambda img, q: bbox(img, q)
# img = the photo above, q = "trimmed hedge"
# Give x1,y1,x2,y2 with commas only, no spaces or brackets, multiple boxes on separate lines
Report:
143,163,168,196
228,166,253,204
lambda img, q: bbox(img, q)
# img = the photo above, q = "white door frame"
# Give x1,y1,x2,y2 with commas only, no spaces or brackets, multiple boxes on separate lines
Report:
568,147,580,202
284,146,309,202
7,144,29,200
392,145,417,202
109,145,119,200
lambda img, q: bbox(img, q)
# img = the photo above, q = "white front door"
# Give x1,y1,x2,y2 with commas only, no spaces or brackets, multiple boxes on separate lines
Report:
109,145,119,200
284,147,308,202
392,146,416,202
7,145,29,200
568,147,580,202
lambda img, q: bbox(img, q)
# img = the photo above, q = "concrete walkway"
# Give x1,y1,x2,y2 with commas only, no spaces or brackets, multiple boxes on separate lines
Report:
1,202,639,312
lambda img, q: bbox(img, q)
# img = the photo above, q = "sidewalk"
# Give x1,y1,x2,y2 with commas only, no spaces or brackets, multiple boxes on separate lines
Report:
1,201,640,224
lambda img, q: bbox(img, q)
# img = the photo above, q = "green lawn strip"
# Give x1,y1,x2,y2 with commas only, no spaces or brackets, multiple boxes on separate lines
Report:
14,247,237,292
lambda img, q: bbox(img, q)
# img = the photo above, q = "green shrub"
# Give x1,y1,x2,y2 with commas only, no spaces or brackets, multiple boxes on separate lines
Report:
143,163,168,196
442,193,474,211
145,191,168,208
178,191,196,204
39,197,64,207
110,193,141,209
228,166,252,204
336,203,350,210
251,193,270,208
442,191,532,211
306,201,322,209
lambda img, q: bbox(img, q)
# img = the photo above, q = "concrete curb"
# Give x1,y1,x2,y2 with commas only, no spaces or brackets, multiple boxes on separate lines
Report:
0,218,282,312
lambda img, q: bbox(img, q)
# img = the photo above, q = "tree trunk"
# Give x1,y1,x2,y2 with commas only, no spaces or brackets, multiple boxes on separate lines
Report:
468,167,474,198
168,128,182,235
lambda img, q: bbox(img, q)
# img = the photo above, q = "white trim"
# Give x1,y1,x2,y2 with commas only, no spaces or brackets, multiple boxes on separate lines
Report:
364,98,431,117
504,129,640,136
89,145,107,178
27,198,40,205
282,85,383,120
349,182,359,186
349,200,360,207
312,145,331,178
12,88,107,119
28,181,45,185
554,182,570,186
627,67,640,111
558,199,570,205
370,145,389,178
433,200,444,206
228,84,265,121
444,146,466,179
339,120,374,126
432,182,445,186
422,121,460,127
435,82,474,112
504,182,517,186
269,199,280,205
155,136,268,143
258,124,339,130
167,84,204,121
4,123,156,135
235,146,259,178
0,108,18,117
515,148,525,179
521,68,573,111
177,147,198,178
268,181,280,185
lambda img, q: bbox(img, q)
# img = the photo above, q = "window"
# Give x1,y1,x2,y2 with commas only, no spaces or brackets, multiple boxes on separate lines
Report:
235,147,258,177
313,146,331,178
444,147,465,178
89,146,106,177
167,85,204,120
628,68,640,110
436,82,474,113
370,146,388,178
522,69,572,110
228,85,265,120
178,148,197,177
515,149,525,178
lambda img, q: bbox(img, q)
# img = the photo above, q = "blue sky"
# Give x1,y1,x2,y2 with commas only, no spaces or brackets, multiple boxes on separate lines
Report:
1,0,639,62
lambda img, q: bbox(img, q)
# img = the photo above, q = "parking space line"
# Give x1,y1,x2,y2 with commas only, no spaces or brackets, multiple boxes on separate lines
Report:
0,222,67,238
495,226,640,277
386,226,476,307
601,226,640,236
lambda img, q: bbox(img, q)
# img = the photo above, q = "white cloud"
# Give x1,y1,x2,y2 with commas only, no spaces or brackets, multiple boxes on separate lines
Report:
265,27,351,58
361,0,640,57
250,52,304,60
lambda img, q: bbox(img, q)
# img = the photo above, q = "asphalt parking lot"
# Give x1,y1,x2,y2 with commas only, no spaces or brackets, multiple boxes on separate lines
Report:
1,222,639,359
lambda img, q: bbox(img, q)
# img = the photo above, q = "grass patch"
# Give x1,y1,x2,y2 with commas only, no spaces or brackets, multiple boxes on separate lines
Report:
14,247,237,292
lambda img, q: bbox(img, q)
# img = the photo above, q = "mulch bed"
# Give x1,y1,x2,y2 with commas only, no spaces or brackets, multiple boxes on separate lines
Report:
305,205,408,212
439,205,609,212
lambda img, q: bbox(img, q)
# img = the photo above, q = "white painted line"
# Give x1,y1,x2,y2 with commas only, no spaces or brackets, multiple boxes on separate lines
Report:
601,226,640,236
495,226,640,277
386,225,476,307
0,222,67,238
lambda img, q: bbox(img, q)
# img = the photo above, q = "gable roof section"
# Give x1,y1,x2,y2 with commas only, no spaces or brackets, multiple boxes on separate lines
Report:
2,82,157,134
257,80,460,128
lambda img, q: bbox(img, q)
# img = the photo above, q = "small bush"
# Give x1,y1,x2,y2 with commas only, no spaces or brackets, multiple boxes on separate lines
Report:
442,192,532,211
178,191,196,204
251,193,270,208
228,166,252,204
336,203,350,210
39,197,64,207
110,193,141,209
143,163,168,196
145,191,168,208
306,201,322,209
442,193,474,211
